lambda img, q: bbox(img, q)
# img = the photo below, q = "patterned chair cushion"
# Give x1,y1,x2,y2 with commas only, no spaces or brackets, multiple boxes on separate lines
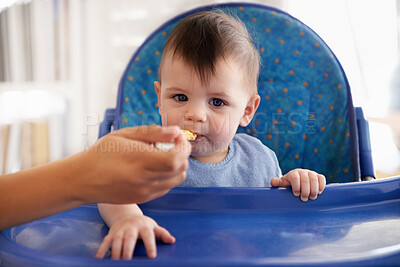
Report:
116,3,359,183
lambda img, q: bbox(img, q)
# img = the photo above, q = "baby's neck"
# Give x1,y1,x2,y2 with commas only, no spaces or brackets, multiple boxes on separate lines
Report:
191,146,229,164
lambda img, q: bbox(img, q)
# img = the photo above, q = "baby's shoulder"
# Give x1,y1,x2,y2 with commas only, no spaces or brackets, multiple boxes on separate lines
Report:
233,133,276,158
232,134,281,181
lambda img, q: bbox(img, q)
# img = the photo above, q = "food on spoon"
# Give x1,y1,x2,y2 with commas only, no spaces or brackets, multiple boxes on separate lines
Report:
182,130,197,141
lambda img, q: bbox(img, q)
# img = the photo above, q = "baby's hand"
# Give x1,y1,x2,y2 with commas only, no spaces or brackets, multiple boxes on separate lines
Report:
95,215,175,260
271,169,326,201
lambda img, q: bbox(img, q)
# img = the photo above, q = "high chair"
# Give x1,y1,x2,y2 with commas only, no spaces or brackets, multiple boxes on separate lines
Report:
1,3,399,266
98,3,375,183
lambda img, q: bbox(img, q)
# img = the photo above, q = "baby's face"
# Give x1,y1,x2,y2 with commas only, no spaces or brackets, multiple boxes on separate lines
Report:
155,54,258,164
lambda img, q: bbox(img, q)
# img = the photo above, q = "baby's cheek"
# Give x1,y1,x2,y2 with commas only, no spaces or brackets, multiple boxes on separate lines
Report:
161,111,179,127
210,116,238,139
209,116,234,136
209,131,233,150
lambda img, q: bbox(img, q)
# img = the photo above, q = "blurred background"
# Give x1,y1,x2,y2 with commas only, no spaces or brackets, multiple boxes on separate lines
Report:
0,0,399,178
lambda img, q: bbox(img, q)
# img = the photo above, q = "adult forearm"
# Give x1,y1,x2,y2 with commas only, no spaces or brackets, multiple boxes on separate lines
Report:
0,125,191,230
0,152,90,230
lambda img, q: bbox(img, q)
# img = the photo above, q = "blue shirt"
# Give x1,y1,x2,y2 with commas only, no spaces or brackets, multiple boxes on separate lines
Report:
179,133,282,187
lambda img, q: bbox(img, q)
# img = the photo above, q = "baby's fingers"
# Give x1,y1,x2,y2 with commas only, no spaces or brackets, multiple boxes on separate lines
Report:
270,177,291,188
95,235,112,259
111,233,124,260
299,171,310,202
318,174,326,194
140,227,157,259
155,225,176,244
285,172,301,197
122,232,138,260
309,172,319,200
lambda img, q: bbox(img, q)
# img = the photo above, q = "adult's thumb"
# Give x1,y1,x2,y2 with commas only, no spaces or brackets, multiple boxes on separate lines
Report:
110,125,181,143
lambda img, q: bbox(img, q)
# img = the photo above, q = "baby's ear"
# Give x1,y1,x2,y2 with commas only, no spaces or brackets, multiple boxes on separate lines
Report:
154,81,162,113
240,95,260,127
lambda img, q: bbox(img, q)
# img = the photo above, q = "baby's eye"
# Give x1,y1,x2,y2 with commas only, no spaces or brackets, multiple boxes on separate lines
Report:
210,98,225,107
173,94,188,102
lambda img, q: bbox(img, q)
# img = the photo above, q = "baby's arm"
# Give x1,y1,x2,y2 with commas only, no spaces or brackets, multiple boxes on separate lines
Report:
95,203,175,260
271,169,326,201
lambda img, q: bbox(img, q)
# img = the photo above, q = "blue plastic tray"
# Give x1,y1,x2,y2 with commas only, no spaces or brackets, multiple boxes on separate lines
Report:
1,177,399,266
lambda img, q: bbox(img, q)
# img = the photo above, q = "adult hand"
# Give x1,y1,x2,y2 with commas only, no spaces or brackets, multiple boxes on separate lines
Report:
0,125,191,230
80,125,192,204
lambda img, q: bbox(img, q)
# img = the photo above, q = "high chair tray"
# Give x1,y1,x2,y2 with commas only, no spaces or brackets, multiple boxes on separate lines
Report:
1,176,399,266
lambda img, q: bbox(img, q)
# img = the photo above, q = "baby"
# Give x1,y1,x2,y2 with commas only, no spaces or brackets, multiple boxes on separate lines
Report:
96,11,326,260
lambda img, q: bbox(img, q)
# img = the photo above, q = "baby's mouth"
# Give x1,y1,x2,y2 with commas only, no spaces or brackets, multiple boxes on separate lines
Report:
192,134,204,141
182,130,197,141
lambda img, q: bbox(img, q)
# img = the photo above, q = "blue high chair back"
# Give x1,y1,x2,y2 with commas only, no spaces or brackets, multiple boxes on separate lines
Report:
99,3,374,183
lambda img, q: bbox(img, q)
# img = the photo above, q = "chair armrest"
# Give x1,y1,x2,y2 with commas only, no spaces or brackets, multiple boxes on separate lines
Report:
355,107,376,180
98,108,116,139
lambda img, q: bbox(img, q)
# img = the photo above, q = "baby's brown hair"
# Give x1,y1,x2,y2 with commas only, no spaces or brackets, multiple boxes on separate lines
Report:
158,11,260,95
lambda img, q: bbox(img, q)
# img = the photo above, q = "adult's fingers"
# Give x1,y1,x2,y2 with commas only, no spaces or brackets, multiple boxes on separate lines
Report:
154,225,176,244
110,125,181,144
126,134,190,174
136,171,187,203
151,171,187,192
141,155,189,178
140,227,157,259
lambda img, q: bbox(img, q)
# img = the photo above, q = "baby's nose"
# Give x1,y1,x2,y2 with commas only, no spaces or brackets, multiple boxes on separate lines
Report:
185,112,207,123
184,104,207,122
